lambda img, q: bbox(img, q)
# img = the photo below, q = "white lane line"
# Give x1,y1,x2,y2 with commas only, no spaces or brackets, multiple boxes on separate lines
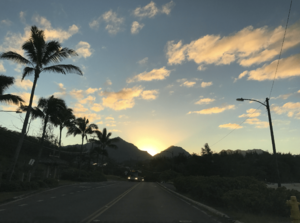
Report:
0,209,5,211
19,204,27,206
51,197,56,199
37,200,43,202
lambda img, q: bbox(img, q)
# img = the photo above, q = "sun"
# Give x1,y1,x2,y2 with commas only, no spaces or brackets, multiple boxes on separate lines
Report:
140,146,158,156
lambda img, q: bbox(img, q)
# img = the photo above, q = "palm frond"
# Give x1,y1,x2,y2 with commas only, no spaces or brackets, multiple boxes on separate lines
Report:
22,67,35,80
41,41,61,65
22,40,37,63
0,51,32,65
0,75,14,95
30,26,45,64
0,94,24,105
18,105,45,119
66,125,81,137
43,64,82,75
43,47,78,65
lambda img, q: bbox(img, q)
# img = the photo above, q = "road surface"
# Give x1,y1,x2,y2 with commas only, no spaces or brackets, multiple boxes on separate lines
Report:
0,181,225,223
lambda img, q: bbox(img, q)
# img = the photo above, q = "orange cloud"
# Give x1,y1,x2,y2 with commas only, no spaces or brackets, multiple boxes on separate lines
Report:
272,102,300,119
219,123,243,129
105,117,114,120
141,90,159,100
201,81,213,88
245,118,269,128
195,98,215,105
239,108,261,118
14,76,33,90
188,105,235,114
127,67,171,83
75,41,93,58
91,103,104,112
79,96,95,105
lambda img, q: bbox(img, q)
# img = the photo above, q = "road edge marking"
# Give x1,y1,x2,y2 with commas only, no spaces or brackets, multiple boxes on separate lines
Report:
80,183,140,223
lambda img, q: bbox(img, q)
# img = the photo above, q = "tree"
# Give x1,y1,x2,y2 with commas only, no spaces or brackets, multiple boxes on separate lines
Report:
51,107,75,156
201,143,212,156
90,128,119,172
0,75,24,106
0,26,82,181
67,117,98,168
32,95,67,175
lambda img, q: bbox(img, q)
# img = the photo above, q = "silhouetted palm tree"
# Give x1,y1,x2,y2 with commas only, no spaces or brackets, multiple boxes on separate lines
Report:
32,95,67,175
51,107,75,156
0,75,24,106
90,128,119,171
67,117,98,168
0,26,82,181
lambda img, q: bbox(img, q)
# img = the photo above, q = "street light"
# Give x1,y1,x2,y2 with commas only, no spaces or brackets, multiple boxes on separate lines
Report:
236,97,281,187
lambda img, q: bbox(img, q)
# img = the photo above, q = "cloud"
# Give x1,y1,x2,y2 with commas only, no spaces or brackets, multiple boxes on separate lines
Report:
201,81,213,88
272,102,300,119
110,129,121,132
79,96,95,105
20,11,26,24
127,67,171,83
32,15,79,42
86,88,101,94
195,98,215,105
0,62,6,72
219,123,243,129
119,115,128,119
271,93,293,100
96,121,103,125
75,41,93,58
101,86,143,110
188,104,235,114
70,89,84,99
245,118,269,128
11,92,38,107
138,57,148,65
161,1,175,15
133,1,174,18
89,10,124,34
105,117,115,120
177,79,197,87
13,76,33,91
105,79,112,86
239,108,261,118
73,103,88,113
141,90,159,100
166,22,300,68
106,123,116,127
1,20,12,26
239,54,300,81
91,103,104,112
131,21,144,34
53,83,67,98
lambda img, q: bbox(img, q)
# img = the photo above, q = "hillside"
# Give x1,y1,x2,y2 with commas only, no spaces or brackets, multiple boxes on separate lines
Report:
153,145,190,158
63,137,152,162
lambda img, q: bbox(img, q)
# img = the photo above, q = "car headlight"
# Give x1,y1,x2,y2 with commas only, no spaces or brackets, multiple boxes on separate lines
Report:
135,177,138,180
128,177,130,179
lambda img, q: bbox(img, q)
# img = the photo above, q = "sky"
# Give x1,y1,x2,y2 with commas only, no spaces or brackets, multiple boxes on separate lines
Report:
0,0,300,156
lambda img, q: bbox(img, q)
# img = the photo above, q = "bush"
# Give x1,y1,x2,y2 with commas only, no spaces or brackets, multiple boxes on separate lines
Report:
60,169,106,182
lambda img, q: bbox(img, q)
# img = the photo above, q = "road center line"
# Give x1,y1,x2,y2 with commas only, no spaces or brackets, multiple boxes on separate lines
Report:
80,183,140,223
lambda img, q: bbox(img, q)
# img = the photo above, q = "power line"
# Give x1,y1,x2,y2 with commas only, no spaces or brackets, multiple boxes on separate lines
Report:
211,103,263,147
269,0,293,98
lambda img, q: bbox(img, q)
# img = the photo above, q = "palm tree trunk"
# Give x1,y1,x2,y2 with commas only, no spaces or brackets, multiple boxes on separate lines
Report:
58,125,63,157
78,135,84,169
9,74,39,182
32,113,49,176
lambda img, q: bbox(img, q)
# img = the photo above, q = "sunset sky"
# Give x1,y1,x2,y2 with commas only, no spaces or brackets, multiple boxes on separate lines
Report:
0,0,300,156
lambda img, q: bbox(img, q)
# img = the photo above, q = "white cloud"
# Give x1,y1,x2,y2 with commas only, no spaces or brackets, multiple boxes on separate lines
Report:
1,20,12,26
201,82,213,88
219,123,243,129
195,98,215,105
75,41,93,58
20,11,26,24
89,10,124,35
131,21,144,34
141,90,159,100
239,54,300,81
53,83,66,98
138,57,148,65
133,1,174,18
188,105,235,114
161,1,175,15
181,81,196,87
105,79,112,86
0,62,6,72
166,22,300,68
127,67,171,83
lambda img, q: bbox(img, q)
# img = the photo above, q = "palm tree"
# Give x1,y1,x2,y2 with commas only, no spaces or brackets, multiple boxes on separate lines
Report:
0,26,82,181
51,107,75,156
90,128,119,172
0,75,24,105
67,117,98,168
32,95,67,175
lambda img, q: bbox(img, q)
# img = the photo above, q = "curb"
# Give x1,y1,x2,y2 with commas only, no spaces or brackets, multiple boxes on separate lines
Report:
157,183,244,223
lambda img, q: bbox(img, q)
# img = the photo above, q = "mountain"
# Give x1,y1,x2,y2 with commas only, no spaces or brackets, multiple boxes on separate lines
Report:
153,145,190,158
219,149,267,157
62,137,152,162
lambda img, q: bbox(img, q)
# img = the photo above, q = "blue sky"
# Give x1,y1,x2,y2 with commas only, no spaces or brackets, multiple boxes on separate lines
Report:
0,0,300,156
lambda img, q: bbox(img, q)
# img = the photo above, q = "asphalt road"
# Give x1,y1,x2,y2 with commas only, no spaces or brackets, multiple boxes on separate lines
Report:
0,181,224,223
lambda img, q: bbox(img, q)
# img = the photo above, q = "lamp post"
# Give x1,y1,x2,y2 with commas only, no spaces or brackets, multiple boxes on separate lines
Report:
236,97,281,187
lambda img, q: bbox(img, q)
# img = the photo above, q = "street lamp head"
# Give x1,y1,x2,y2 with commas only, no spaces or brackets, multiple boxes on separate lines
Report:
236,98,244,102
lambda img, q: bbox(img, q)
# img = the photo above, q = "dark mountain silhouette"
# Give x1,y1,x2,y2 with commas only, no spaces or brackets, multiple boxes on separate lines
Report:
153,145,190,158
219,149,267,157
62,137,152,162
